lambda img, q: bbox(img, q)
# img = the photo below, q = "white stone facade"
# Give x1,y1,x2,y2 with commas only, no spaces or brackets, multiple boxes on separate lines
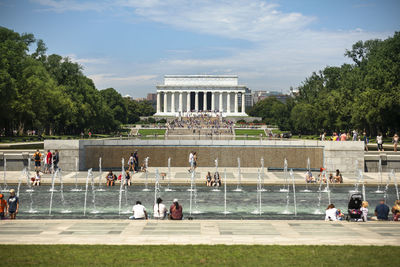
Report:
155,75,247,117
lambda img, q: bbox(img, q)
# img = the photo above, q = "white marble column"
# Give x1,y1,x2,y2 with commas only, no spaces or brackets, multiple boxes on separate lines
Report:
195,91,199,111
211,92,215,111
227,92,231,114
171,91,175,113
234,92,238,114
203,91,207,111
156,92,161,113
241,92,246,114
186,92,190,112
163,91,167,113
219,91,223,112
179,92,183,112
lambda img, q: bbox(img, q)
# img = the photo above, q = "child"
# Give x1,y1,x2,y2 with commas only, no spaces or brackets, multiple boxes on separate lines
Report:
360,201,369,222
33,170,41,186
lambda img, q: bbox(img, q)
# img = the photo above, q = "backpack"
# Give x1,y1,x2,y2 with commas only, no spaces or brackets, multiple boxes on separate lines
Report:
34,153,40,161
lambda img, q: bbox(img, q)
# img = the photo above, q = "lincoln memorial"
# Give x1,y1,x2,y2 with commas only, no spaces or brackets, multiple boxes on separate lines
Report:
155,75,248,117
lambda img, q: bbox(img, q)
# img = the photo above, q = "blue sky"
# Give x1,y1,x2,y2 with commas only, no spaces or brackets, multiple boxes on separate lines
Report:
0,0,399,97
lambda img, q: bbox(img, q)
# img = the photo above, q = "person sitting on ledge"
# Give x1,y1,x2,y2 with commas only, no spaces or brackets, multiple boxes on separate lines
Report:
106,171,114,187
305,171,314,183
129,201,148,220
124,170,131,186
328,173,334,183
334,169,343,183
325,204,338,221
375,200,390,220
213,172,221,187
391,200,400,221
169,199,183,220
33,170,41,186
206,172,212,186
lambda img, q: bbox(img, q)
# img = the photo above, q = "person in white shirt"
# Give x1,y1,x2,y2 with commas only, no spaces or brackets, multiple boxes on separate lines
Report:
33,170,41,186
129,201,148,220
153,197,167,219
360,201,369,222
188,151,194,172
325,204,338,221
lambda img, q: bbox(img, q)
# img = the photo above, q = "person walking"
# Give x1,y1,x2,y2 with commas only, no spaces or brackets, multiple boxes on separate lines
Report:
363,132,369,151
377,133,384,151
53,150,60,171
128,153,135,172
393,134,399,152
8,189,19,220
45,150,52,174
133,150,139,172
32,149,42,172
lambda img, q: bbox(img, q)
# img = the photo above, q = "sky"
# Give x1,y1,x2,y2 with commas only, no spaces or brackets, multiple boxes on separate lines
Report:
0,0,399,97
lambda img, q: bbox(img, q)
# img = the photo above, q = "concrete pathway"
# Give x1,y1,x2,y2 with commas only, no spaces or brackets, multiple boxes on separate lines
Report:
0,167,395,185
0,219,399,245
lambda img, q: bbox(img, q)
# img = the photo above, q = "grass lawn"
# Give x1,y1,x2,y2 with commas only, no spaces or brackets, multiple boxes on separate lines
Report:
235,129,266,136
138,129,166,136
2,245,398,266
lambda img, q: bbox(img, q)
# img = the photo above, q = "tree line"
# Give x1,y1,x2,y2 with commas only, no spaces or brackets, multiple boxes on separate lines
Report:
0,27,155,136
249,32,400,136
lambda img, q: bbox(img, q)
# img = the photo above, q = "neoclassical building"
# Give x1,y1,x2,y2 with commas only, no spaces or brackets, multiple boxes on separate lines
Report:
155,75,248,117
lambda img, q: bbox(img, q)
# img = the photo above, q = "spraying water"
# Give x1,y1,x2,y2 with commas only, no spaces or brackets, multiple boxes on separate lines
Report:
83,168,92,216
222,168,230,214
391,170,399,200
96,157,105,192
59,169,72,213
70,157,82,192
383,172,391,204
313,172,324,215
211,158,221,192
118,158,125,215
360,170,366,201
251,169,262,215
259,157,266,191
16,169,23,197
189,164,194,216
374,158,384,193
301,157,312,192
49,169,59,215
1,157,7,192
232,157,242,192
90,169,100,214
142,157,151,191
48,163,57,193
280,158,289,192
290,169,297,216
154,169,161,206
165,157,174,192
25,158,35,193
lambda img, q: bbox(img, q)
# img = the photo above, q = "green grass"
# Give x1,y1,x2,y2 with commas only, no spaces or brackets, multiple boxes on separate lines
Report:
235,129,266,136
1,245,398,266
138,129,166,136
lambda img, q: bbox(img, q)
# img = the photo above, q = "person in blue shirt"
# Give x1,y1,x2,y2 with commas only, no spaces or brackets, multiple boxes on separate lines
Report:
375,200,390,220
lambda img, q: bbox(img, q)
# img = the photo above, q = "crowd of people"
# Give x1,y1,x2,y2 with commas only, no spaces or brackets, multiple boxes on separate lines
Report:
305,169,343,184
129,198,183,220
320,131,399,152
325,199,400,222
167,113,234,135
29,149,60,186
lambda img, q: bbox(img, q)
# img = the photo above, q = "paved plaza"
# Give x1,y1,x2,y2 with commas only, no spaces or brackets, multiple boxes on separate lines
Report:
0,219,399,245
1,167,392,185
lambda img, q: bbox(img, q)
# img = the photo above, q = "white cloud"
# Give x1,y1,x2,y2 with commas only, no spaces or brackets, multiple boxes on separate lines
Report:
33,0,392,95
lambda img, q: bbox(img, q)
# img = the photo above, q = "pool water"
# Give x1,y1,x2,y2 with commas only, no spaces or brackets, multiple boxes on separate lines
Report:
9,184,398,220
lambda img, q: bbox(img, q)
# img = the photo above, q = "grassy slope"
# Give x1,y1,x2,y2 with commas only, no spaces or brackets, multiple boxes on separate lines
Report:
2,245,398,266
138,129,166,136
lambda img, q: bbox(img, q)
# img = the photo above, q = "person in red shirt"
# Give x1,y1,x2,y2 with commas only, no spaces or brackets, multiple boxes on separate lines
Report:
169,199,183,220
0,194,8,219
45,150,52,174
